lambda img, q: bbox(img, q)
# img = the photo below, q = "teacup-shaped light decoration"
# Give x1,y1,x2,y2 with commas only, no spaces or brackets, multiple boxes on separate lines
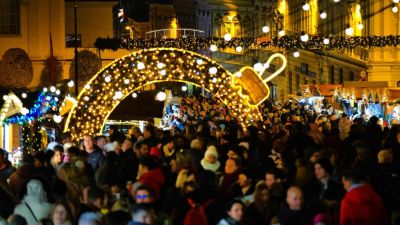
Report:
231,53,287,108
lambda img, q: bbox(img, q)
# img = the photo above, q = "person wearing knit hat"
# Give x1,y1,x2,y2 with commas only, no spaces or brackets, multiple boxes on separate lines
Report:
104,141,119,153
200,145,220,172
313,213,330,225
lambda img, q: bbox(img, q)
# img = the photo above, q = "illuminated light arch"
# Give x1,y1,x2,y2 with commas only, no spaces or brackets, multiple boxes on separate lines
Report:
64,48,286,140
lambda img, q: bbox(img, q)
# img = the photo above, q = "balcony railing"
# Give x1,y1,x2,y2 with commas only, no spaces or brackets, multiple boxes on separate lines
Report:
145,29,205,38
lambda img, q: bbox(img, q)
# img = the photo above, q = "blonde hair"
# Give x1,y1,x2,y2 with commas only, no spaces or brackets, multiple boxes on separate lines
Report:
175,169,195,189
378,149,393,164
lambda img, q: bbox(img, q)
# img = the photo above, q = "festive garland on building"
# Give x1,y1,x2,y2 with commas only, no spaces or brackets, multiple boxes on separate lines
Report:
95,35,400,51
2,89,60,125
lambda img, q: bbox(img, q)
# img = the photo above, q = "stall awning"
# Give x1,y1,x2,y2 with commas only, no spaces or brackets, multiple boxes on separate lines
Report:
334,87,400,104
300,84,343,97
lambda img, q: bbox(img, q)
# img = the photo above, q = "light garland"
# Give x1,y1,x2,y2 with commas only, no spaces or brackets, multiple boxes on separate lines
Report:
2,90,60,125
0,93,23,125
64,48,265,140
94,35,400,51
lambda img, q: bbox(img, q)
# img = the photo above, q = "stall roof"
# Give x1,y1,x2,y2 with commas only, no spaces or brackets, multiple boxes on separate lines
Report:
300,84,342,97
334,87,400,103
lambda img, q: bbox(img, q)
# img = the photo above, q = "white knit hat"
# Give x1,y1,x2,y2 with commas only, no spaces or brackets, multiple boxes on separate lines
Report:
205,145,218,159
104,141,119,152
238,142,250,150
201,145,220,172
63,142,74,153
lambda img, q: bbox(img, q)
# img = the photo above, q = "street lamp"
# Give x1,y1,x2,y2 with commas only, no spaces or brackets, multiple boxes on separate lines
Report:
74,0,79,96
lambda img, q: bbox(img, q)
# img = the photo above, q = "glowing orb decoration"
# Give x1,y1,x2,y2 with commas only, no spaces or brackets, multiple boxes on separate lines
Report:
156,91,166,101
53,115,62,123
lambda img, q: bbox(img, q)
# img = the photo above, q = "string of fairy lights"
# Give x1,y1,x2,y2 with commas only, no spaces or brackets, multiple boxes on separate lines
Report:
64,48,262,140
94,34,400,52
1,87,62,126
1,86,66,153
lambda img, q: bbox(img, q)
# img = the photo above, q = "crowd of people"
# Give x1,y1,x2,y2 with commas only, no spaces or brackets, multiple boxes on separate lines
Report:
0,95,399,225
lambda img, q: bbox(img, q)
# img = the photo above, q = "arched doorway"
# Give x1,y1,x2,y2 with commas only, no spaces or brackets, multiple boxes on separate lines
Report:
64,48,286,140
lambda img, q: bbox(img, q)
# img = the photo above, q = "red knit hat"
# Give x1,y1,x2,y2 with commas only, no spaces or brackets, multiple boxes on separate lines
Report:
150,147,162,159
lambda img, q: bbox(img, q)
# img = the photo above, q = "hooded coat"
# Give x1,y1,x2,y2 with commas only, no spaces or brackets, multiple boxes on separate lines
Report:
14,179,54,225
339,185,388,225
139,168,165,200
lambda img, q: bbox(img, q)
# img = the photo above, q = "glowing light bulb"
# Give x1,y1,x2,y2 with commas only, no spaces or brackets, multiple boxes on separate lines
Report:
156,92,166,101
43,87,48,92
181,86,188,91
224,33,232,41
83,96,89,101
56,90,61,95
160,70,166,76
394,0,400,3
68,80,74,87
254,63,263,72
303,2,310,11
293,51,300,58
85,84,91,89
393,5,399,13
115,91,123,99
21,93,27,99
137,62,145,70
132,93,138,98
278,30,285,37
236,72,242,77
210,44,217,52
124,79,130,84
357,23,364,30
235,46,243,53
21,107,29,115
50,86,56,92
262,26,270,33
320,11,327,19
212,78,217,83
300,33,309,42
345,27,354,36
196,59,203,65
53,115,62,123
323,38,330,45
209,67,217,75
105,76,111,82
157,62,165,69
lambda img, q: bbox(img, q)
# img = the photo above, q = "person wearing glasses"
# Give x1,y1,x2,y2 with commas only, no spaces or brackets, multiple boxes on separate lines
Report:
133,185,171,225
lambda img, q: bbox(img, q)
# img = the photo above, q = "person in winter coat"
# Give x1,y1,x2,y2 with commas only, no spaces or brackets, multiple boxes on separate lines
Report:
217,200,245,225
277,186,313,225
137,156,165,200
243,181,276,225
200,145,220,173
13,179,54,225
340,169,388,225
8,154,48,199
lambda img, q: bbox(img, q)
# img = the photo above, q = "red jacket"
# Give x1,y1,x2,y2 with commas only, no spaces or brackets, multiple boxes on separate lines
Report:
139,168,165,200
340,184,388,225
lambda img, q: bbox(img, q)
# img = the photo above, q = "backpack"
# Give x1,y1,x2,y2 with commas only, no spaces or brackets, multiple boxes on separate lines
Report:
183,198,214,225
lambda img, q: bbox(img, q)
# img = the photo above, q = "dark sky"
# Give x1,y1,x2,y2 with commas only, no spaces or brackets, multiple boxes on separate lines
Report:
123,0,172,22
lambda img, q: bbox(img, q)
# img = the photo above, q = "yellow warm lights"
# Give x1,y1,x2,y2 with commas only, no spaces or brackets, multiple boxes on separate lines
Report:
64,48,264,140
